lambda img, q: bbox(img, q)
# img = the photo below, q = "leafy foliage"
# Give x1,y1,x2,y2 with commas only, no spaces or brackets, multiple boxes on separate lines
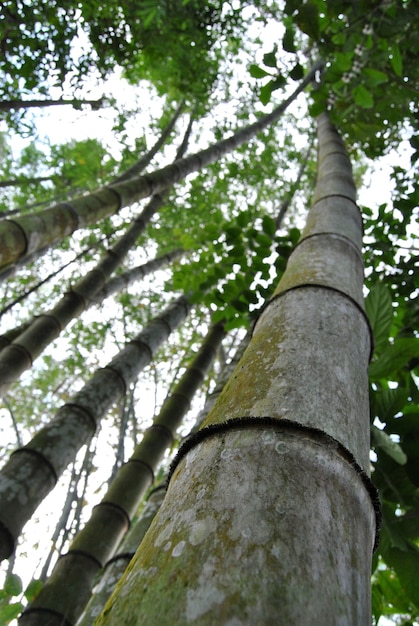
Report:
0,1,417,623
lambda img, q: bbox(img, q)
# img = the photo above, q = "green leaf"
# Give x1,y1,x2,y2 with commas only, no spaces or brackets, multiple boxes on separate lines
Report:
384,546,419,608
289,63,304,81
369,337,419,380
249,64,270,79
390,43,403,77
352,84,374,109
363,68,388,86
372,425,407,465
263,49,277,68
372,567,412,619
282,27,296,53
295,3,320,40
259,80,275,105
365,284,393,351
0,603,23,624
4,573,23,596
371,387,409,422
332,51,353,73
261,215,276,236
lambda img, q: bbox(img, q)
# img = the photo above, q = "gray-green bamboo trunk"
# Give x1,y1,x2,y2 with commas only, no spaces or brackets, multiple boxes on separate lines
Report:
0,294,191,561
78,327,246,625
18,323,225,625
94,113,380,626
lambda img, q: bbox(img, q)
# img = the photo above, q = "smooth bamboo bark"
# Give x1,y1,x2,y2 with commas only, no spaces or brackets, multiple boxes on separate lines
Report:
18,323,225,625
0,176,53,188
0,62,323,273
0,238,106,320
95,113,379,626
0,295,191,561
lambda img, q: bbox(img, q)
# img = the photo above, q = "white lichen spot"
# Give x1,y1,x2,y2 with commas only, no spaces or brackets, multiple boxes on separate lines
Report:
163,541,172,552
271,543,282,560
189,517,217,546
196,487,206,500
172,541,186,557
186,584,226,622
262,431,275,444
241,527,251,538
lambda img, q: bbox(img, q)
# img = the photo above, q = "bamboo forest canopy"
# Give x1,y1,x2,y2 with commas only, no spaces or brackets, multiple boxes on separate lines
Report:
0,0,418,624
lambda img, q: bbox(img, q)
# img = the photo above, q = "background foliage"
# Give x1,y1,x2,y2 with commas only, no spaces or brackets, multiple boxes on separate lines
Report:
0,1,418,624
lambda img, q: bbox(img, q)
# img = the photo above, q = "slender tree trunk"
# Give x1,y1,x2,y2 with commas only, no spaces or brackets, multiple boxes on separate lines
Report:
0,118,194,394
91,247,185,304
0,62,323,273
18,323,225,625
78,324,240,626
112,100,184,183
0,294,191,561
0,238,106,320
94,113,380,626
77,484,166,626
0,176,54,188
0,98,106,112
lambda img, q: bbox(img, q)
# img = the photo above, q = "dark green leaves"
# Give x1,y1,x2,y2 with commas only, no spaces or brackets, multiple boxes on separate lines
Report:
365,284,393,351
371,425,407,465
294,2,320,40
369,338,419,381
282,27,296,53
390,43,403,77
352,84,374,109
259,77,286,105
263,49,277,68
289,63,304,81
249,64,271,79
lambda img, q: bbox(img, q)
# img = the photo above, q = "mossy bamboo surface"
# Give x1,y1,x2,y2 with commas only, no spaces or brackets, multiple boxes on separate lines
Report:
0,62,322,273
77,486,166,626
19,323,225,625
95,113,378,626
78,328,245,625
0,295,190,561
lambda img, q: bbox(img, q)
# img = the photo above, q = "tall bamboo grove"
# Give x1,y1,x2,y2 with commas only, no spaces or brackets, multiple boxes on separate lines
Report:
96,113,380,625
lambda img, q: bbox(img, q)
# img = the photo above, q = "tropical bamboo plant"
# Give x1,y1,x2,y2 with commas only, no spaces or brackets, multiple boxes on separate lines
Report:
94,112,381,625
18,323,225,625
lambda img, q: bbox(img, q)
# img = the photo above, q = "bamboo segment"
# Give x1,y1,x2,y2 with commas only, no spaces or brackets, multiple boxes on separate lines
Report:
78,329,246,625
19,323,225,625
0,62,323,272
0,295,191,561
95,113,378,626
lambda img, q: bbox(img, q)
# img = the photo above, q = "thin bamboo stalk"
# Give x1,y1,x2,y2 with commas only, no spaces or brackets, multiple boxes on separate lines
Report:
0,294,191,561
19,323,225,625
